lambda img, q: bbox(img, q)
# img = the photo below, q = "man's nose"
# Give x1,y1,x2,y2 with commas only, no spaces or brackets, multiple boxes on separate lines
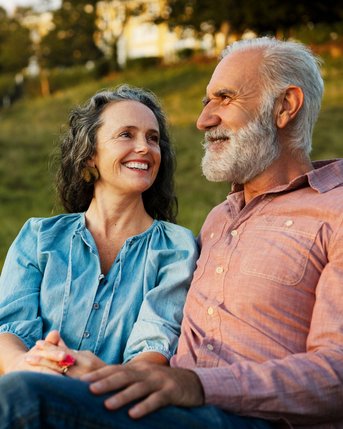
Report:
196,105,220,130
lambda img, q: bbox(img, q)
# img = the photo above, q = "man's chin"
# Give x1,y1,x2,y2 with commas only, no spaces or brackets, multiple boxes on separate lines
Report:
201,165,230,182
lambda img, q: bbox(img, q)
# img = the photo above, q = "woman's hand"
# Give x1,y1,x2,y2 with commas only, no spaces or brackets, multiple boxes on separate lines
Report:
0,332,61,375
6,344,63,375
24,330,106,378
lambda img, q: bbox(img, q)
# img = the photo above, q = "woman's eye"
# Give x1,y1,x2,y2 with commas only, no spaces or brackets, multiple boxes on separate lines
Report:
119,131,131,138
148,134,160,144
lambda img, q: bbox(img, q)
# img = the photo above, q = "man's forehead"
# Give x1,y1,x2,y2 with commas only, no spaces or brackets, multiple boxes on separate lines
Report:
206,49,262,96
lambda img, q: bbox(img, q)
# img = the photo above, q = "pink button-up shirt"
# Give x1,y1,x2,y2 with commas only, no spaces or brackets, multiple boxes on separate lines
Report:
171,160,343,429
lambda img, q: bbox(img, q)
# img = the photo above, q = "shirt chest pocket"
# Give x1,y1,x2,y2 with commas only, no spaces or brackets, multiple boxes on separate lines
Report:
239,216,323,286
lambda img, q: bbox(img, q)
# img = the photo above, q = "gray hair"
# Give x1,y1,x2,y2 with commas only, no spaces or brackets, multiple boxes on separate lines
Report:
56,84,177,221
221,37,324,155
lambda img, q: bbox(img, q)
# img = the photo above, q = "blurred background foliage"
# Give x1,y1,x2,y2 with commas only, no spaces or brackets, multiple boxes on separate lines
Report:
0,0,342,267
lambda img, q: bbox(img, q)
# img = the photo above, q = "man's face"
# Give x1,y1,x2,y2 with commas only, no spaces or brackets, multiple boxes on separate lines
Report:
197,50,280,184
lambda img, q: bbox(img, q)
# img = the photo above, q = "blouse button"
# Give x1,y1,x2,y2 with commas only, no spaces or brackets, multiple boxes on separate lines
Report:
284,219,293,227
207,306,214,315
93,303,100,310
215,266,224,274
210,232,214,238
231,229,238,237
207,344,214,351
83,331,90,339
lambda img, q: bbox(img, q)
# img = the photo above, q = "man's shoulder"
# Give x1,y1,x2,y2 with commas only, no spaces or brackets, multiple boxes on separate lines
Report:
200,199,229,232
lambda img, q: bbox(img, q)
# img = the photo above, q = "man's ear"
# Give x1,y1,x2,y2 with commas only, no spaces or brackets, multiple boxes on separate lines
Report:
276,86,304,129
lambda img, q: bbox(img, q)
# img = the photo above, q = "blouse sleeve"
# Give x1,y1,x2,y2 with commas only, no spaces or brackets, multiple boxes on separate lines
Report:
0,219,43,349
123,224,198,362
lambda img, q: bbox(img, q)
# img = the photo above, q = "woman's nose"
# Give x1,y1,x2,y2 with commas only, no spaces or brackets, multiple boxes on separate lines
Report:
134,137,149,154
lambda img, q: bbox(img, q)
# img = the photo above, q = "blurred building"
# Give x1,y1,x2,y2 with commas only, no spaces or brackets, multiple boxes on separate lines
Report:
95,0,210,67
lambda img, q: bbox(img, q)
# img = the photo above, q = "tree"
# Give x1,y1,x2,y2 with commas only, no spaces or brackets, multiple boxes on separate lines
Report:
162,0,343,41
0,7,32,74
40,0,103,68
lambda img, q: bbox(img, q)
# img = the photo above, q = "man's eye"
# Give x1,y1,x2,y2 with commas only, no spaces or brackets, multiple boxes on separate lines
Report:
221,95,233,104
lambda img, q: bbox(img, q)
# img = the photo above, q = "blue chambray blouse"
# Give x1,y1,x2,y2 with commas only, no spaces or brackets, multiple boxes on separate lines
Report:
0,213,198,364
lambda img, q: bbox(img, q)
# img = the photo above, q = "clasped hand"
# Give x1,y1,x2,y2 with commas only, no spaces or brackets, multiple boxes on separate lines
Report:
24,330,205,418
24,330,105,377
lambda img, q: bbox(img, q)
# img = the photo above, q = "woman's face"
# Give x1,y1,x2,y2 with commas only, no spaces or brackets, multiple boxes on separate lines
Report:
91,100,161,197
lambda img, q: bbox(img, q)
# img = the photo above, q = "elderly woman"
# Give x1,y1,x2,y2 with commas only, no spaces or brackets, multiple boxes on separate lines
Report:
0,84,198,377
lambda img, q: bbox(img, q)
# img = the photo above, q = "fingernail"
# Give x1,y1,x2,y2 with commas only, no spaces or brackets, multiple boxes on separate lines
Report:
89,381,103,392
104,397,119,409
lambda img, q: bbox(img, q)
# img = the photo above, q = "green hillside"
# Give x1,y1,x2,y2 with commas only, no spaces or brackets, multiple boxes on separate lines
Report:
1,57,343,267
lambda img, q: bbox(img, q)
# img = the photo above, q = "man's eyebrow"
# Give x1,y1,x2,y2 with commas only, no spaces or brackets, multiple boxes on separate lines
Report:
214,88,238,98
202,88,238,106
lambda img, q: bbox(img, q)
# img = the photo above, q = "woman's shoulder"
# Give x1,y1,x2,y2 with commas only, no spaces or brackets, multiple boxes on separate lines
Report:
23,212,84,235
152,220,197,248
154,220,193,235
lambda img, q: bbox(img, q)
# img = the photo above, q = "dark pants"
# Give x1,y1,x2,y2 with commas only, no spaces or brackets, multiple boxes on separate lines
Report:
0,372,275,429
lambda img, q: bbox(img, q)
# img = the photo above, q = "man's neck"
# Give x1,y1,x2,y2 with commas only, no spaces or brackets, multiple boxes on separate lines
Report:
243,151,313,204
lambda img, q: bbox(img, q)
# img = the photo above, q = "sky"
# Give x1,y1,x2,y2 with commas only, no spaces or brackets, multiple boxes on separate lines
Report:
0,0,61,14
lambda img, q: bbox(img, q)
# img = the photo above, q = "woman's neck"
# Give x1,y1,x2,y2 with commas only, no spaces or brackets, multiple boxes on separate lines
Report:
84,194,153,274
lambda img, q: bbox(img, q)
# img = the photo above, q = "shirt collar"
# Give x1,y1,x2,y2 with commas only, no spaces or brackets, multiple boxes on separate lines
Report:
230,159,343,197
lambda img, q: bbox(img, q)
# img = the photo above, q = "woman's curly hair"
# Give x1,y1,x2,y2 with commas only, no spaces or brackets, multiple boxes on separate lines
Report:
56,84,178,223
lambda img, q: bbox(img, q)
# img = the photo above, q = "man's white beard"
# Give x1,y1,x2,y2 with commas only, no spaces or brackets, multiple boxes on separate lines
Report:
201,105,280,184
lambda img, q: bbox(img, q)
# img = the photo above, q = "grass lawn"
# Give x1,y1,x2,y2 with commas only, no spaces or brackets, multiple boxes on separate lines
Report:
0,56,342,268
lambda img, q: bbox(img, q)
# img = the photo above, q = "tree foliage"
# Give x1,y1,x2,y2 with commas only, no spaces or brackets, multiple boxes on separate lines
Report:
40,0,103,68
164,0,343,36
0,7,32,74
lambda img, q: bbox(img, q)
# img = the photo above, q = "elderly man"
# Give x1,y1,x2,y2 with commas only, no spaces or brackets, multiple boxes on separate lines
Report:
0,37,342,429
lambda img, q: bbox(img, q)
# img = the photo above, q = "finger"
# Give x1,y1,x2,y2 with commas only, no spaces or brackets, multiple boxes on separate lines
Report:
81,365,121,382
45,330,61,345
25,355,65,373
35,340,63,352
128,391,168,419
89,369,136,395
57,337,67,347
104,381,152,410
28,347,66,362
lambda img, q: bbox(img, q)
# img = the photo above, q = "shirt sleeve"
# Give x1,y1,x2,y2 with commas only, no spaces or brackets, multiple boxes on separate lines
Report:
0,219,43,349
123,226,198,362
193,218,343,426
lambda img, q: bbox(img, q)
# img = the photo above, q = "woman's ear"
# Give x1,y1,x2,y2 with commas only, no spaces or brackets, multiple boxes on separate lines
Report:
86,157,96,168
276,86,304,129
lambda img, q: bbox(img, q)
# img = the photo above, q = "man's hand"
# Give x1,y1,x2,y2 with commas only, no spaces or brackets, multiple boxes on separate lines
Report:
81,361,205,419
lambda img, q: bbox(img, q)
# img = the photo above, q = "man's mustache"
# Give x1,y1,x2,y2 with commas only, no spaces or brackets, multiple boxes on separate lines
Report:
203,127,232,147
